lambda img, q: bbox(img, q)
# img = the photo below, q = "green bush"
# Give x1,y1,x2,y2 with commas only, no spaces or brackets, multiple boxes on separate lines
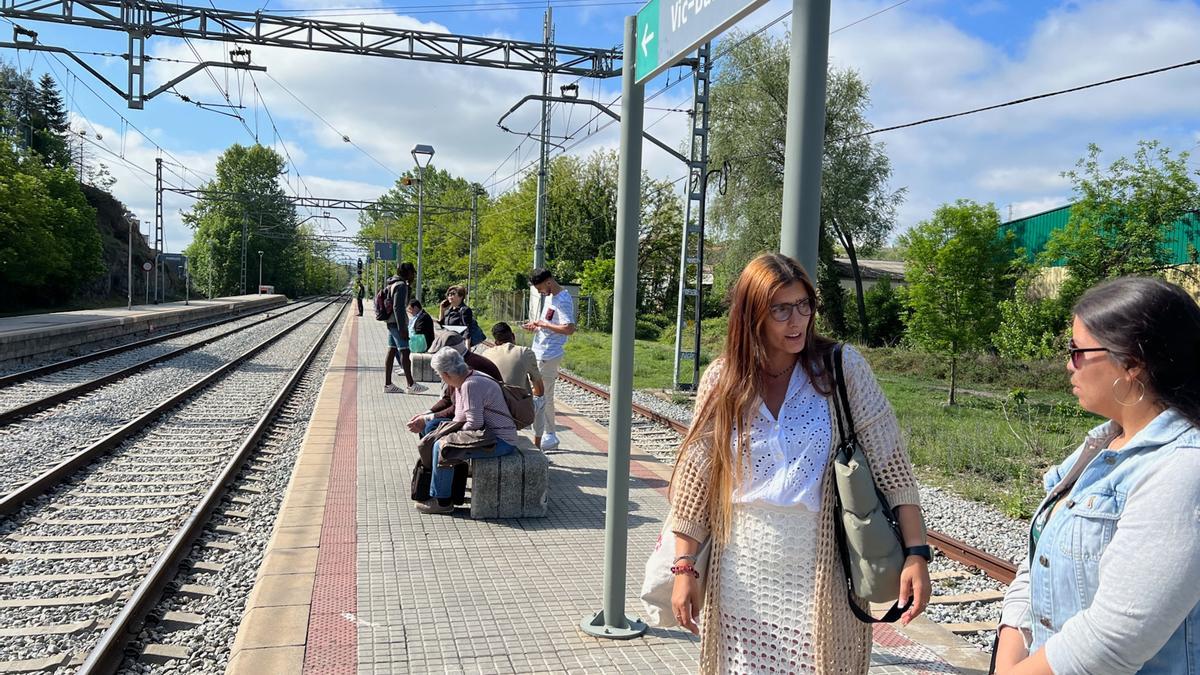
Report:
635,319,662,341
861,346,1069,393
994,281,1068,360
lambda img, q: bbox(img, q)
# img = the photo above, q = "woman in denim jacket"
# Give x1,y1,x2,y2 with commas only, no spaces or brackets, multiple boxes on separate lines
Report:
995,277,1200,675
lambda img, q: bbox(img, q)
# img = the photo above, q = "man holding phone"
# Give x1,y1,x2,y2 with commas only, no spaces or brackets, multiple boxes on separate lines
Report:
522,267,575,451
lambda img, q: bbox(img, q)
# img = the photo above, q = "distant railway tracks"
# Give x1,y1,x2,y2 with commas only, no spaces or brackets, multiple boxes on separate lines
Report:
0,298,346,672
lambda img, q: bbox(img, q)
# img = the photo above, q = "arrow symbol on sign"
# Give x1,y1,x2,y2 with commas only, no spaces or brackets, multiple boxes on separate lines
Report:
640,23,655,58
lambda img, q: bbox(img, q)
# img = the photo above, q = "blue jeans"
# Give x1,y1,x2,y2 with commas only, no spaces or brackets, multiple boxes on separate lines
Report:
430,437,516,499
386,324,409,350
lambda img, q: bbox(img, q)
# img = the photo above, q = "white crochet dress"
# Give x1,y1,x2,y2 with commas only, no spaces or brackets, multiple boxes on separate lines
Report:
718,503,820,672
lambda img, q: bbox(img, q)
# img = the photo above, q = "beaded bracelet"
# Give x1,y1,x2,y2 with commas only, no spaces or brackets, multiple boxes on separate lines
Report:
670,564,699,578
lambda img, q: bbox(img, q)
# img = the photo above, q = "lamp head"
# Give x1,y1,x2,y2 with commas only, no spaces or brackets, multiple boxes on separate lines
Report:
411,143,435,168
560,83,579,99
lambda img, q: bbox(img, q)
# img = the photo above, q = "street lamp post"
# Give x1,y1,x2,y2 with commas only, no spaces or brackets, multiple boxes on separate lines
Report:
411,143,435,302
257,250,264,293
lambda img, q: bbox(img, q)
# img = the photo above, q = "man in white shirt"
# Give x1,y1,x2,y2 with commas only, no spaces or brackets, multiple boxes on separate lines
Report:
522,267,575,451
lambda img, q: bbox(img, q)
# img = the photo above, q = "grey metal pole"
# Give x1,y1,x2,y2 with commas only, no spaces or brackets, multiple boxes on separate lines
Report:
533,6,552,271
580,14,647,640
469,189,478,295
184,256,189,305
127,219,133,310
415,166,425,302
779,0,830,276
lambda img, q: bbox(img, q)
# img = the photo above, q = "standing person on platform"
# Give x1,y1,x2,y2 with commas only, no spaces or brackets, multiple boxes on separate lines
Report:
439,285,485,348
522,268,575,451
483,322,544,398
406,299,435,354
667,253,930,673
994,277,1200,675
354,277,365,316
384,263,426,395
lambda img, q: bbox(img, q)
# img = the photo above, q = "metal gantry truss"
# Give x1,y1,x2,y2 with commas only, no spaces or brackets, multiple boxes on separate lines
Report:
672,43,714,392
0,0,622,81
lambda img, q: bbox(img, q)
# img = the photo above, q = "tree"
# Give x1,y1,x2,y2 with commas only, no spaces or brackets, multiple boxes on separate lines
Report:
183,144,307,298
1043,141,1200,306
993,278,1068,361
706,32,904,337
32,73,70,168
901,200,1017,404
0,137,103,307
846,277,906,347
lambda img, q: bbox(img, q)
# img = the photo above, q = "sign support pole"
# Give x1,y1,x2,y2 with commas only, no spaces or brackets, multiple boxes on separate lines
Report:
778,0,830,275
580,14,648,640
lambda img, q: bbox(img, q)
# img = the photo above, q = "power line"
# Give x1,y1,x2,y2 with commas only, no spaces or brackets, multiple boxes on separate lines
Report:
847,56,1200,140
262,72,403,181
277,0,639,18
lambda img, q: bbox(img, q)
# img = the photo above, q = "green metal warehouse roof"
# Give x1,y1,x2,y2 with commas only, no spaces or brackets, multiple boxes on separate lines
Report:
1000,204,1200,266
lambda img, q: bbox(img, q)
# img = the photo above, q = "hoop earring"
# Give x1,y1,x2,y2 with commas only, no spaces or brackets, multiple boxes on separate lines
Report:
1113,377,1146,407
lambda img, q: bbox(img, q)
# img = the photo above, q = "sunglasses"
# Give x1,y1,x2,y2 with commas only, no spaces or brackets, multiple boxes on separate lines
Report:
1068,339,1109,368
769,298,815,322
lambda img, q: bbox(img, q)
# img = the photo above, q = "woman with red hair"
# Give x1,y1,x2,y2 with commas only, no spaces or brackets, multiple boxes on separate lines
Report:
668,253,931,673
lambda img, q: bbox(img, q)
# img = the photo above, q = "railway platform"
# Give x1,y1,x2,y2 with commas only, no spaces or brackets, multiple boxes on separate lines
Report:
0,294,288,363
227,315,992,674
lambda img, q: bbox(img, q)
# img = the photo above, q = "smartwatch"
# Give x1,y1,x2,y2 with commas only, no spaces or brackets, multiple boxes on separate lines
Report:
904,545,933,562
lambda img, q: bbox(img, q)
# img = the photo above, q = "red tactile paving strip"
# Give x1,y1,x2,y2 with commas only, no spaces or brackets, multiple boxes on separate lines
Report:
304,318,359,674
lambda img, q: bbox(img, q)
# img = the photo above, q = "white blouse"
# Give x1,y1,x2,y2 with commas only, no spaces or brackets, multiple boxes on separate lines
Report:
731,365,832,511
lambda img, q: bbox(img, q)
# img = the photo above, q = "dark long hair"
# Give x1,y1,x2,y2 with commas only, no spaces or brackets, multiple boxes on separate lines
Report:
1073,276,1200,427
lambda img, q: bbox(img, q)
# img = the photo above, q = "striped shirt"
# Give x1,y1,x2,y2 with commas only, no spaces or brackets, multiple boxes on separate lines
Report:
454,371,518,445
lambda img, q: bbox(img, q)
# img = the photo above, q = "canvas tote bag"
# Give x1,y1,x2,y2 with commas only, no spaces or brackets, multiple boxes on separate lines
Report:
639,519,711,627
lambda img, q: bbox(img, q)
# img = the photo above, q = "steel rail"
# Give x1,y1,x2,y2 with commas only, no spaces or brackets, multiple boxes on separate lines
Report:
0,297,326,425
78,299,348,673
0,296,343,515
0,297,291,390
553,370,1019,585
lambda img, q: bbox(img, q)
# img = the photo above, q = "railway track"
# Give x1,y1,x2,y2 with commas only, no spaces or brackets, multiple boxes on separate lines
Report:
0,299,347,673
0,297,342,499
554,369,1018,642
0,297,326,425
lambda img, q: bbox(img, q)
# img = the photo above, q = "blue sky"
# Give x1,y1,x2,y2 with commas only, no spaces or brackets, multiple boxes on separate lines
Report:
3,0,1199,261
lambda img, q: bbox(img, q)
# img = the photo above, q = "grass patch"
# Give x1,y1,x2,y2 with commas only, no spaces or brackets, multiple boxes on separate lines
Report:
878,375,1096,517
493,325,1093,517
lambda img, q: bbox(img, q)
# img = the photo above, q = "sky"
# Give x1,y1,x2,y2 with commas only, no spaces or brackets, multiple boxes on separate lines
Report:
3,0,1200,263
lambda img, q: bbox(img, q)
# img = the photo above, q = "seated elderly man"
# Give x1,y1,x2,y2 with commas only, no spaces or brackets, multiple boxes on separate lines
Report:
413,347,518,514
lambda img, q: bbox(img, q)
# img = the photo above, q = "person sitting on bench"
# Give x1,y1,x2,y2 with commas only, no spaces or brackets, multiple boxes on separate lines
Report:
414,347,518,515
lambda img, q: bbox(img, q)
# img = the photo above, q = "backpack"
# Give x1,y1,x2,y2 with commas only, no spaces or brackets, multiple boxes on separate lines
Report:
474,372,536,430
373,287,392,321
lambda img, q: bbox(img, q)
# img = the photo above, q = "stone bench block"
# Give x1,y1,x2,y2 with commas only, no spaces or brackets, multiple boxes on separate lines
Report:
408,352,439,382
469,445,549,519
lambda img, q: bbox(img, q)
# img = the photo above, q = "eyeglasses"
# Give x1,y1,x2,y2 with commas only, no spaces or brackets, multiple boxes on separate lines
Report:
769,298,815,322
1068,339,1109,368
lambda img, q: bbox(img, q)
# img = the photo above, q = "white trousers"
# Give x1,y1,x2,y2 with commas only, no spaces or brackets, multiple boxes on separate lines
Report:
532,355,563,437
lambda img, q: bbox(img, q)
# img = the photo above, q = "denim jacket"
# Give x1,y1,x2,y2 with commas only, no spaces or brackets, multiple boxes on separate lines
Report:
1005,408,1200,674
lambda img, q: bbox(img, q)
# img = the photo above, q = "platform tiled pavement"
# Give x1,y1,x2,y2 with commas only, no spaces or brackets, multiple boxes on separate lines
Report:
232,314,991,674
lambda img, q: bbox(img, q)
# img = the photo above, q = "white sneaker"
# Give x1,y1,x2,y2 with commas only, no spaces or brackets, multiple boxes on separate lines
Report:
541,432,561,451
406,382,428,394
384,383,403,394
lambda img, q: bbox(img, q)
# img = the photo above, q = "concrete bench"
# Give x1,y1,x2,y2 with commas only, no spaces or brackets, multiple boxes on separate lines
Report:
468,444,549,519
407,351,439,383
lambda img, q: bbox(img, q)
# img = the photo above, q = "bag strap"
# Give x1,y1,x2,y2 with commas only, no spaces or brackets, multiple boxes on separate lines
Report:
828,342,909,625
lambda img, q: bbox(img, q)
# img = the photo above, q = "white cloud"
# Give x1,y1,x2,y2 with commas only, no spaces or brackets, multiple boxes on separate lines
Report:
71,0,1200,263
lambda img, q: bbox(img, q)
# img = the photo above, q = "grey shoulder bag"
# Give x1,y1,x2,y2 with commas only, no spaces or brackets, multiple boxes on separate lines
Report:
828,343,909,623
